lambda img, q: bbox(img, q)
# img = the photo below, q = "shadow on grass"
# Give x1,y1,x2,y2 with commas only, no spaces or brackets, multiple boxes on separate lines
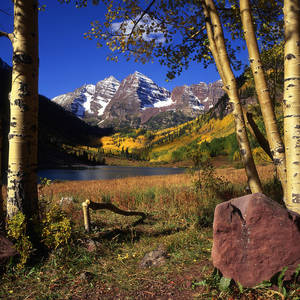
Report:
91,217,189,244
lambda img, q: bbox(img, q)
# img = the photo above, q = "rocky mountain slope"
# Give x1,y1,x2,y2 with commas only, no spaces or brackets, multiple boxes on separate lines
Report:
53,71,224,130
0,58,110,168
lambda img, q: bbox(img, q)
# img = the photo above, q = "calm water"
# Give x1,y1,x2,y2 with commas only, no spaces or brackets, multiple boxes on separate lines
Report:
38,165,186,182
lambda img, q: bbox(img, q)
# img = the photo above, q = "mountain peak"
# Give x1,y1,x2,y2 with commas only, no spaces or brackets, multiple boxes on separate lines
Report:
132,71,151,80
52,72,225,129
104,75,119,83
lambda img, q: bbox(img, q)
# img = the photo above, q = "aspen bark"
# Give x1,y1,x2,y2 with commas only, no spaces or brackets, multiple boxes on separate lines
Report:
203,0,262,193
0,118,4,230
240,0,287,200
7,0,39,219
283,0,300,214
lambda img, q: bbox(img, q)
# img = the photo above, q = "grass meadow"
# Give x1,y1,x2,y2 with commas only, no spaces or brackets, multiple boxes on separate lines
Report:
0,163,299,299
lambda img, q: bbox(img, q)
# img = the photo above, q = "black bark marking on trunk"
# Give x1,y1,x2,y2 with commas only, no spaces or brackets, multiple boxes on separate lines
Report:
250,59,254,63
18,83,31,97
10,122,17,127
293,161,300,165
297,41,300,47
14,99,29,111
292,193,300,203
295,125,300,129
294,173,298,177
288,84,296,88
284,77,300,82
274,158,281,165
8,134,27,139
284,115,300,118
283,99,287,105
13,53,33,65
277,147,285,153
240,149,246,156
285,53,296,60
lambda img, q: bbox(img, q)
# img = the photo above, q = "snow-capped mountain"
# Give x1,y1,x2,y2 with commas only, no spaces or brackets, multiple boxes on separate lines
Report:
52,71,224,129
53,76,120,119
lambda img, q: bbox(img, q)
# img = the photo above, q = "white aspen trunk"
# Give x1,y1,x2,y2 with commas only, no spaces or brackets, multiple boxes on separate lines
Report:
7,0,39,220
283,0,300,214
240,0,287,201
204,0,262,193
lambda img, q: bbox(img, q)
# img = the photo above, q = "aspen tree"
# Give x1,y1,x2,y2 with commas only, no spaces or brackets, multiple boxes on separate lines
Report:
0,0,39,221
240,0,287,199
283,0,300,214
203,0,262,193
0,119,3,230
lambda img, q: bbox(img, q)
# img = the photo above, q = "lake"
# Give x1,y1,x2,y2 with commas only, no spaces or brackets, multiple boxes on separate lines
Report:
38,165,186,182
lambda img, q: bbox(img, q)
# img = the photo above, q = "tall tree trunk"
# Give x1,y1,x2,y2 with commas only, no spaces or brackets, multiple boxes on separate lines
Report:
203,0,262,193
283,0,300,214
240,0,287,201
0,118,4,231
7,0,39,220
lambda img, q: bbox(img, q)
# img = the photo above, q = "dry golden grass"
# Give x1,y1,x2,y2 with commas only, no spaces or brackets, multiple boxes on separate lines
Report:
215,164,275,185
40,164,275,210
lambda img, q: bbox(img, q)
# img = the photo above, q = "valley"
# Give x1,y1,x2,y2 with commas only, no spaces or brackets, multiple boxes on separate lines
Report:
0,56,276,173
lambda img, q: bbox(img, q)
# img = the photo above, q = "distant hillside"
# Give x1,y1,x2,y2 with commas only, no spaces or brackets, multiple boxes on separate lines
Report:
0,58,113,170
97,69,283,166
38,95,113,167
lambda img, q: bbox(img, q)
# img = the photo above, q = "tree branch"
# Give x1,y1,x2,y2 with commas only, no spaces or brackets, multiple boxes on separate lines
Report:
128,0,156,41
246,112,273,160
0,30,13,41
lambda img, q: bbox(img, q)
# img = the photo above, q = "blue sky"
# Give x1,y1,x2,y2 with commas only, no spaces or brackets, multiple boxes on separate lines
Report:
0,2,246,99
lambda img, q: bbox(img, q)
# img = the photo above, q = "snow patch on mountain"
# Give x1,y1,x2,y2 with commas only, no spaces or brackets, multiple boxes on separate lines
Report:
52,71,223,128
53,76,120,119
131,71,171,108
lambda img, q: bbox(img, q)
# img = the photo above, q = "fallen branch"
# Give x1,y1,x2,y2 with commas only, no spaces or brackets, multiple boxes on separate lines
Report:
82,199,147,232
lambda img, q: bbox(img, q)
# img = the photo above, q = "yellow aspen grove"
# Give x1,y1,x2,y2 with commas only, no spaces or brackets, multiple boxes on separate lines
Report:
283,0,300,214
240,0,287,200
6,0,39,219
204,0,262,193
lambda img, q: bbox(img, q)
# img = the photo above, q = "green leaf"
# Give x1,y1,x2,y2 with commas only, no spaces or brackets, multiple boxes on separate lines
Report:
191,280,207,289
278,266,288,291
237,281,243,293
253,280,272,289
294,264,300,278
219,276,231,291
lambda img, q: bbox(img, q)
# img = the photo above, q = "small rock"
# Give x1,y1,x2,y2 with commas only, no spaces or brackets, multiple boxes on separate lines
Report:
79,271,94,281
85,239,101,252
212,193,300,287
139,244,168,268
0,233,17,265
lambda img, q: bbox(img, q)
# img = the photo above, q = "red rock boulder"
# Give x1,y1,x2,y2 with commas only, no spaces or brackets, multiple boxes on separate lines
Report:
0,233,17,265
212,193,300,287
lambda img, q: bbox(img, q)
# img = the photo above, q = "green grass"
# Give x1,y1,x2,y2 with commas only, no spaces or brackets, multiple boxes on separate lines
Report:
0,167,299,299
